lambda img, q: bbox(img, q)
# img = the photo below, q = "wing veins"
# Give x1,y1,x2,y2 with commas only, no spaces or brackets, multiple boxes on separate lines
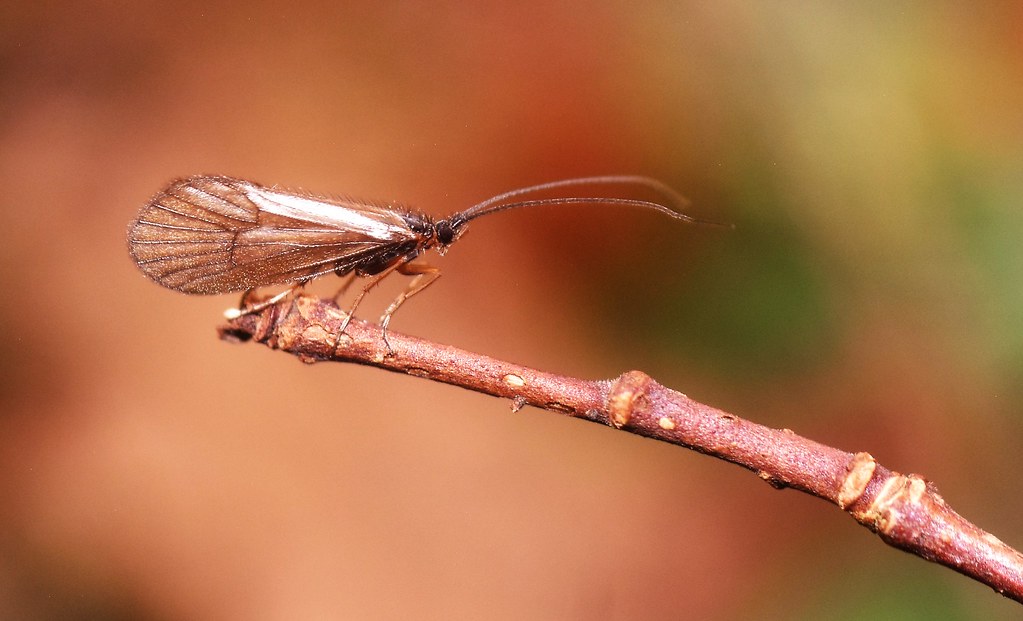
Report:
150,197,248,229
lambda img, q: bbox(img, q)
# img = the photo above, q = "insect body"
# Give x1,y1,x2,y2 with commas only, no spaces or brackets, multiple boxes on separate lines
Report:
128,175,705,340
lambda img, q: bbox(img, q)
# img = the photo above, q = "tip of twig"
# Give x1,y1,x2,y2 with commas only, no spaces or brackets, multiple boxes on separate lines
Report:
217,324,254,343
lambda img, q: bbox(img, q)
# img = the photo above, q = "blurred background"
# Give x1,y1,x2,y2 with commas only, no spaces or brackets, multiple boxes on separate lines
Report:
2,2,1022,619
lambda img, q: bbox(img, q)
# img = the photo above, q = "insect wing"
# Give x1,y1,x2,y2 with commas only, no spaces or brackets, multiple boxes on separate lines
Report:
128,176,417,294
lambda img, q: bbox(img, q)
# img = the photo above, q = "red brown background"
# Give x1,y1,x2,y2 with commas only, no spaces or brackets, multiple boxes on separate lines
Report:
2,2,1022,619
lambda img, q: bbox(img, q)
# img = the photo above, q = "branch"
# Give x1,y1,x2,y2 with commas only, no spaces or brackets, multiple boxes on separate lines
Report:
219,294,1023,604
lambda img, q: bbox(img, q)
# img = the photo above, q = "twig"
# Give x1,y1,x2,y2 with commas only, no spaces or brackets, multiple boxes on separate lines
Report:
219,293,1023,604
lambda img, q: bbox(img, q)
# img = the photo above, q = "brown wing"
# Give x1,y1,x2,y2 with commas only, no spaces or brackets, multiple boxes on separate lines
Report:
127,176,417,294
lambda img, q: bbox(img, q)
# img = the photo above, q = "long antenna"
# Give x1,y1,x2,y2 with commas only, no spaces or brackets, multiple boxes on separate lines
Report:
445,176,731,232
455,197,703,225
452,175,693,224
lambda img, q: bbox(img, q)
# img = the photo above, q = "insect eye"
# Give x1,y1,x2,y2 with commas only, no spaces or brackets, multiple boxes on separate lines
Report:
436,220,461,246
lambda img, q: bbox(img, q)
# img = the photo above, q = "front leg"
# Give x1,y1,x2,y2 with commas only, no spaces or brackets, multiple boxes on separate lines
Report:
378,262,442,349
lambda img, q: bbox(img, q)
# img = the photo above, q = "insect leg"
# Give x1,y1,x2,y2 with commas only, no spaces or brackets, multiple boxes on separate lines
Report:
378,262,442,349
337,261,405,336
223,282,306,320
331,272,358,305
238,288,256,309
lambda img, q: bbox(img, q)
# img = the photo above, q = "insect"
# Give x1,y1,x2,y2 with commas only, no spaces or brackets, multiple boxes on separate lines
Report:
128,175,709,343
